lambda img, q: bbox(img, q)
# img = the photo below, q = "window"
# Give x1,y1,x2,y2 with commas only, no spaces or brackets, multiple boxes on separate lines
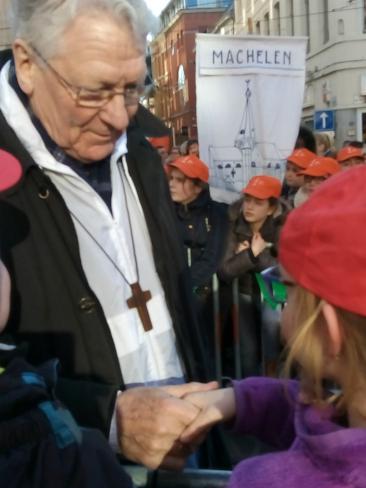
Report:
256,21,260,34
323,0,329,43
338,19,344,35
178,65,185,88
305,0,310,52
264,12,270,35
274,3,280,35
288,0,294,35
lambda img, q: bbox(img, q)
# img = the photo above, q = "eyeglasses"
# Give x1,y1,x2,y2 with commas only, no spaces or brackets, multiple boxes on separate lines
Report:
32,46,144,108
256,266,288,309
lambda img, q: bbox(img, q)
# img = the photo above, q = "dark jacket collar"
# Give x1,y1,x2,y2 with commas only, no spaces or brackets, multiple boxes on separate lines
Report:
174,187,211,216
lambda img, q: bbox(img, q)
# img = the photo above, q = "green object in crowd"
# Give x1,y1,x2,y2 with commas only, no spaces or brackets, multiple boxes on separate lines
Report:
255,272,287,310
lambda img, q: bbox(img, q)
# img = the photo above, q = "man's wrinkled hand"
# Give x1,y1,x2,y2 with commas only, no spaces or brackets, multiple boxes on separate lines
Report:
116,382,218,470
179,388,236,445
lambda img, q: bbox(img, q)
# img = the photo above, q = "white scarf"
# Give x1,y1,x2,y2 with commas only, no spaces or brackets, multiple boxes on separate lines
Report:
0,61,184,387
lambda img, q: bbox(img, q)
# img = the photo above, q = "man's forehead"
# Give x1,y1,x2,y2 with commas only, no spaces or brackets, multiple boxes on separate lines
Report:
58,13,144,59
54,16,146,83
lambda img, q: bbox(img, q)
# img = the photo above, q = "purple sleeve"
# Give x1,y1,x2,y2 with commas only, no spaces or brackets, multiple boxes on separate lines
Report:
232,377,299,449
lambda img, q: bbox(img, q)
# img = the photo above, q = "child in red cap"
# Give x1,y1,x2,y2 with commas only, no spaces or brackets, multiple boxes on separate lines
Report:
281,148,316,207
166,155,228,352
218,175,287,376
180,165,366,488
294,156,341,207
337,145,364,169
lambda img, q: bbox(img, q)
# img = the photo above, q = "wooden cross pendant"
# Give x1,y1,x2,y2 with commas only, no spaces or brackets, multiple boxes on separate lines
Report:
126,282,153,332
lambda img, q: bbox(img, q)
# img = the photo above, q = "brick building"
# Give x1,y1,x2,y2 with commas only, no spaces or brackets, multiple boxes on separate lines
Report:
151,1,231,145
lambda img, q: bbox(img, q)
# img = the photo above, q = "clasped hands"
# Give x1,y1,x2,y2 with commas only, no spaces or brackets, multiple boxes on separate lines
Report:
116,382,235,470
236,232,268,257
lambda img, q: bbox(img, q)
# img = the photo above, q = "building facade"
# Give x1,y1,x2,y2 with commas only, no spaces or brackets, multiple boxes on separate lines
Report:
0,0,10,50
234,0,366,147
151,0,231,144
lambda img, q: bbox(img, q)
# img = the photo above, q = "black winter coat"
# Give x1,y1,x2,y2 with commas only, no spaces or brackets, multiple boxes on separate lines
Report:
0,356,132,488
0,110,209,436
174,188,228,288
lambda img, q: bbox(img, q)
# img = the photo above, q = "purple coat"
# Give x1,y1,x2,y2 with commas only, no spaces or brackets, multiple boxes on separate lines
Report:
229,377,366,488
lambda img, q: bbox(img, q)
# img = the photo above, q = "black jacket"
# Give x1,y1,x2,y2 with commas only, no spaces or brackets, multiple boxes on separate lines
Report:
173,188,228,288
0,109,209,435
0,356,132,488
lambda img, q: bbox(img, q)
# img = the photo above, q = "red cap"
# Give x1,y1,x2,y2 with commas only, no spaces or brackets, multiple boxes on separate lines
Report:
337,146,364,163
167,155,209,183
287,148,317,169
0,150,22,192
279,165,366,316
147,136,170,154
242,175,282,199
300,157,341,177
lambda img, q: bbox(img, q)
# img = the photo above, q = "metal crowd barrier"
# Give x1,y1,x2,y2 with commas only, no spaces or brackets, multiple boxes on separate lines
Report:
124,467,232,488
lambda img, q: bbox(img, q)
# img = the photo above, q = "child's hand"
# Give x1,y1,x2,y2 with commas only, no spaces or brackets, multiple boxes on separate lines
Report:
236,240,250,254
179,388,236,444
251,232,268,257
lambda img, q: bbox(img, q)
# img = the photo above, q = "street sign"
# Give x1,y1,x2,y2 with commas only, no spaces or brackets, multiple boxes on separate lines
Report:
314,110,335,131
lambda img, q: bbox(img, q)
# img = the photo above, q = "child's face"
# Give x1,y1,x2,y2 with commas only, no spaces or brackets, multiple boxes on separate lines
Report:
341,157,364,170
304,175,327,195
0,260,10,332
285,162,304,188
168,168,201,205
242,194,274,225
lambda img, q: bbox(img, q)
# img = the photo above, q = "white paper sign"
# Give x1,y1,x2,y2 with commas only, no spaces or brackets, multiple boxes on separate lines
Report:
196,34,307,203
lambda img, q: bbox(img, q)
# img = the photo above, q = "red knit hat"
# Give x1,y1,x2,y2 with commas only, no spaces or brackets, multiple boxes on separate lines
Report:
300,157,341,177
0,150,22,192
337,146,364,163
242,175,281,199
279,165,366,316
167,155,209,183
287,148,316,169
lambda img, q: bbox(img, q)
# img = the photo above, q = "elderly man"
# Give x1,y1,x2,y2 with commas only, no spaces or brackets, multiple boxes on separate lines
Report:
0,0,213,470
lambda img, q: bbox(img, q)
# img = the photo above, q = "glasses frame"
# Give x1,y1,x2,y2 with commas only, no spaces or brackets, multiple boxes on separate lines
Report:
31,46,144,109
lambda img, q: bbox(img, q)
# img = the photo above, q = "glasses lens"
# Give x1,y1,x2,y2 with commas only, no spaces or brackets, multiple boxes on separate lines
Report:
77,86,143,108
124,86,143,106
77,88,105,108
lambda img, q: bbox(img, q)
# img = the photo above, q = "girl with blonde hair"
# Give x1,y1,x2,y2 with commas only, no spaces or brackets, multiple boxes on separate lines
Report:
181,165,366,487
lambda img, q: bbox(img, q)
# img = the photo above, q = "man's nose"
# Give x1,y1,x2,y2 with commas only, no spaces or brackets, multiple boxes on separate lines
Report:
99,94,130,131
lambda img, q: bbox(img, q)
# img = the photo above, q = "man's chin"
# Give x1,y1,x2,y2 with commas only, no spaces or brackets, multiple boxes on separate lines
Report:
72,142,116,164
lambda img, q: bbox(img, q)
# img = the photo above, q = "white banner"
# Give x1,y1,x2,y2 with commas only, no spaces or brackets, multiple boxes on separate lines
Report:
196,34,307,203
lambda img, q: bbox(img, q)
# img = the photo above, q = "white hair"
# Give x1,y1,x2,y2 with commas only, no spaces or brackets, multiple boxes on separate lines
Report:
8,0,147,59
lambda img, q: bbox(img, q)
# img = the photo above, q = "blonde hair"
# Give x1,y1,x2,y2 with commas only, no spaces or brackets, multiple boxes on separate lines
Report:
315,133,331,154
284,286,366,410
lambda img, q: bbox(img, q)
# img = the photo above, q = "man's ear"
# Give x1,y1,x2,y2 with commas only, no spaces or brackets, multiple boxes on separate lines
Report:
321,301,343,357
12,40,36,96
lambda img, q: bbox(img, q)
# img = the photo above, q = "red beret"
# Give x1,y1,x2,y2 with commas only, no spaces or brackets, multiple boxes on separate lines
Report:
279,165,366,315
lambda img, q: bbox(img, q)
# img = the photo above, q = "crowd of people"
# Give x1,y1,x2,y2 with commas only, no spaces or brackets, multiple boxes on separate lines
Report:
1,1,366,488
